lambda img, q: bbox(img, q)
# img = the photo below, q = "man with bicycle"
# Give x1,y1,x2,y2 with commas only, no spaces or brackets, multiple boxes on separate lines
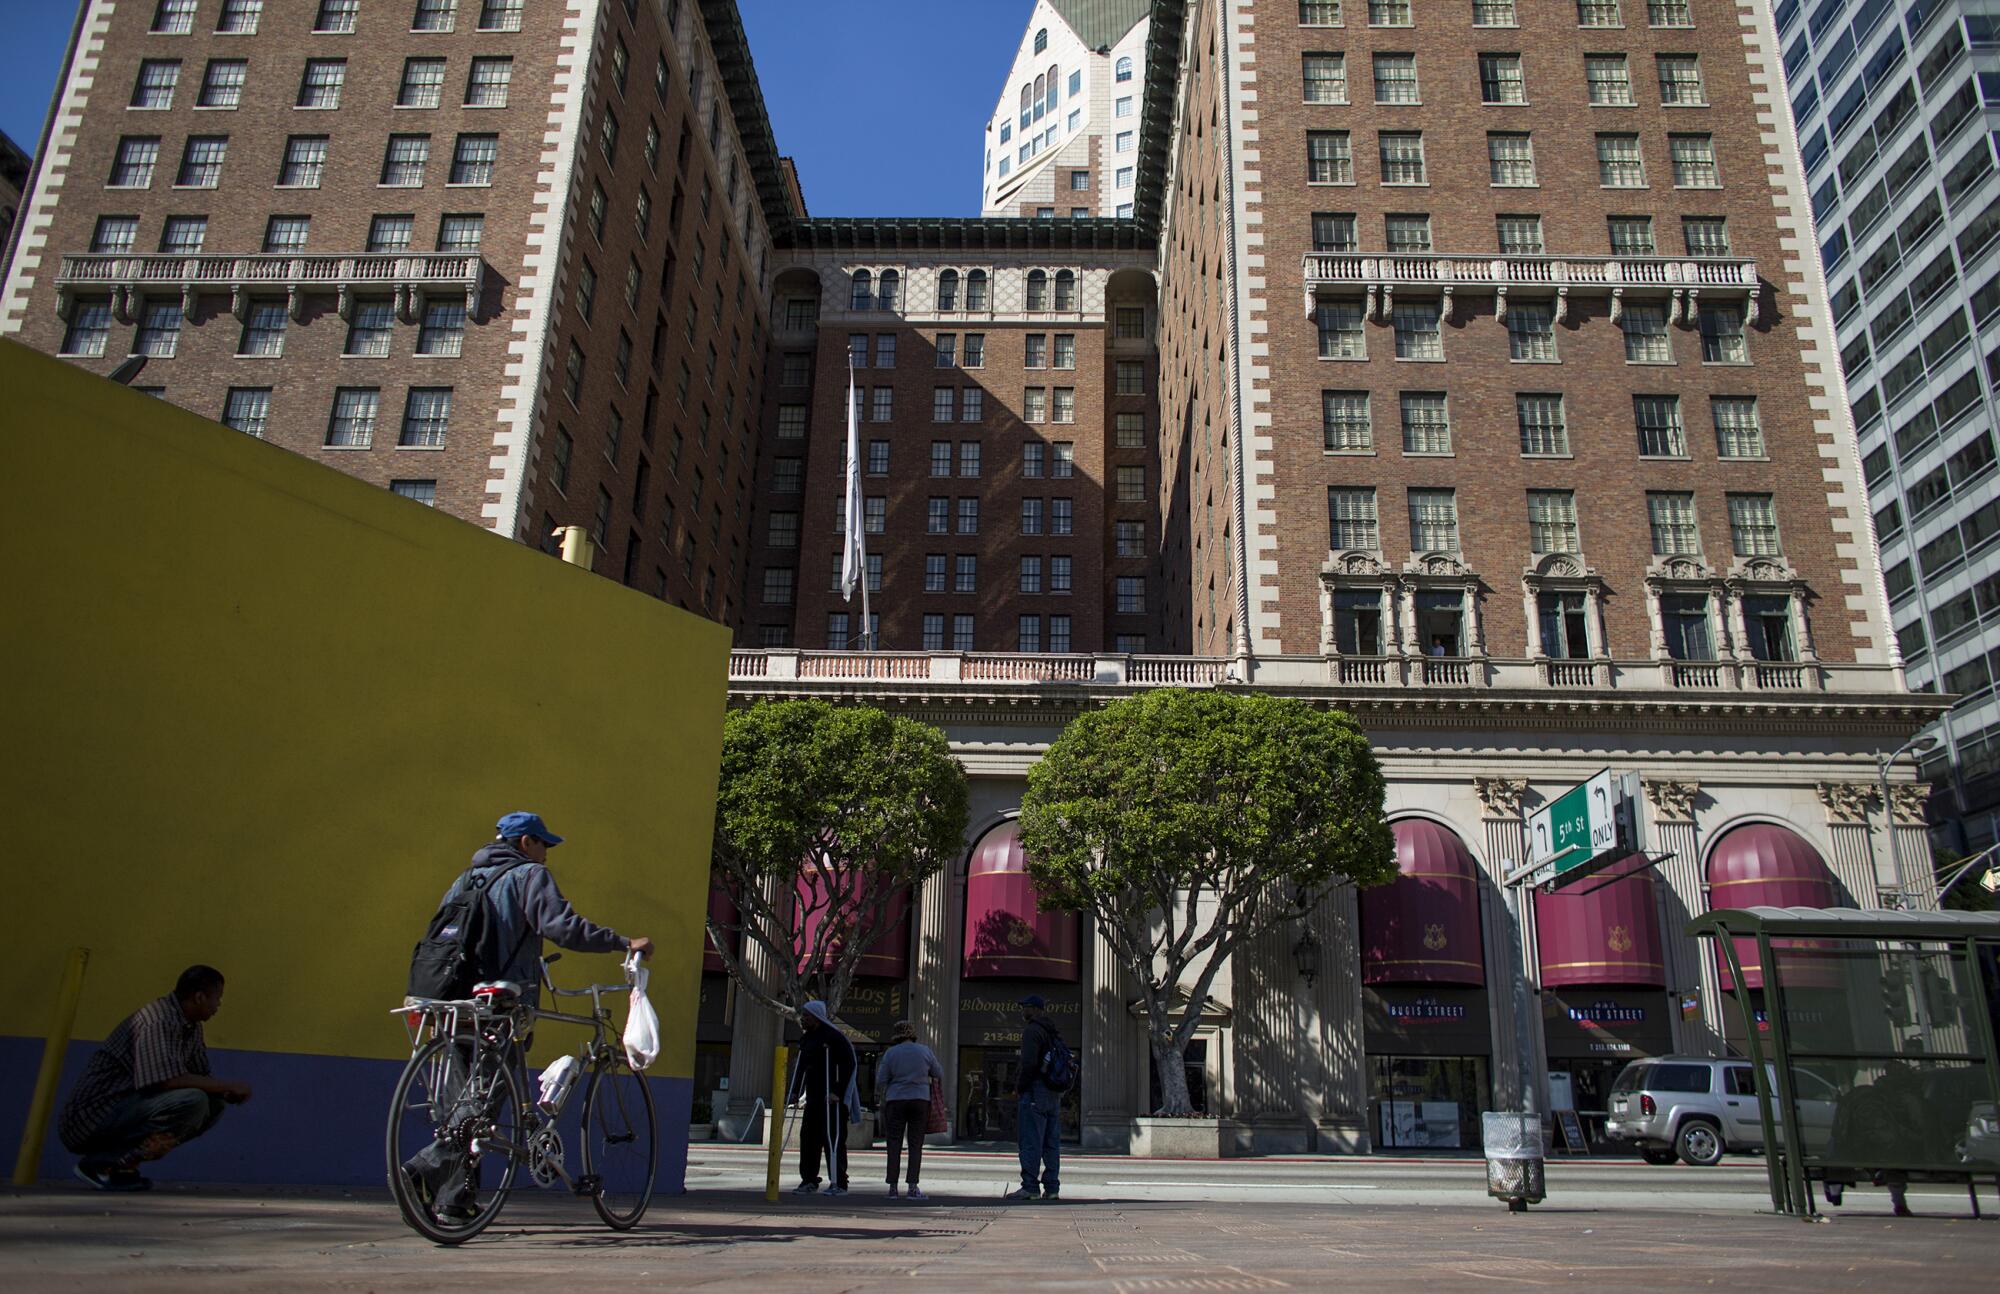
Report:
400,812,651,1221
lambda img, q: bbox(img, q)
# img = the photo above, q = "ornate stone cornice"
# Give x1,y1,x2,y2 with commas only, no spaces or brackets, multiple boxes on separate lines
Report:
1814,780,1880,825
1643,779,1701,822
1474,776,1530,819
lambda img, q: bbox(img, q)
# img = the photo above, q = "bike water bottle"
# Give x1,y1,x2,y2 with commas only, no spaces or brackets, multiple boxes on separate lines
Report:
537,1054,580,1114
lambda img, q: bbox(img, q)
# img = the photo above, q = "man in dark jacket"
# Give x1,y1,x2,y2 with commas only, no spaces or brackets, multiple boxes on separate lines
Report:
400,812,651,1221
789,1000,859,1195
1007,994,1061,1201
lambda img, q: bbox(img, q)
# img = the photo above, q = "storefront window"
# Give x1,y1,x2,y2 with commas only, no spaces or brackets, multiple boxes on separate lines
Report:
1370,1055,1490,1148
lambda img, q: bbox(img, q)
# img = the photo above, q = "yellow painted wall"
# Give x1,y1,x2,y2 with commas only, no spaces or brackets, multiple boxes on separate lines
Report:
0,340,728,1073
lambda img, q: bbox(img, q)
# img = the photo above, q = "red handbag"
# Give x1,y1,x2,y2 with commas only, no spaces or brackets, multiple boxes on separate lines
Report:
926,1074,950,1134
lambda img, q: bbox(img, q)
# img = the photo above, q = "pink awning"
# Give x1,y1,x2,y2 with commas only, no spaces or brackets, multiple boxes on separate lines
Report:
1361,819,1486,986
962,821,1079,981
795,867,910,979
1534,855,1665,988
1705,823,1840,990
704,886,738,975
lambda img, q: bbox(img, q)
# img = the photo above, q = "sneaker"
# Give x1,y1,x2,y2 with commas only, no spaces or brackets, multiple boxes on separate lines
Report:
1004,1185,1041,1201
906,1186,928,1201
824,1185,848,1196
1036,1189,1061,1203
791,1181,821,1195
74,1160,150,1192
885,1185,900,1199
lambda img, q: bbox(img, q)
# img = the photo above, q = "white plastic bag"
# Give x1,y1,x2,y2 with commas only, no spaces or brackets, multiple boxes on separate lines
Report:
622,951,660,1071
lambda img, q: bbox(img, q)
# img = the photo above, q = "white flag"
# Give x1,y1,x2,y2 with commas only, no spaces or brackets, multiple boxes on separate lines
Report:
839,356,865,603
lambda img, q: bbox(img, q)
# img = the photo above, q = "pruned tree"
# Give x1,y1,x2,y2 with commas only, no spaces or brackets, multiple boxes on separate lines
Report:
707,698,969,1017
1018,687,1394,1116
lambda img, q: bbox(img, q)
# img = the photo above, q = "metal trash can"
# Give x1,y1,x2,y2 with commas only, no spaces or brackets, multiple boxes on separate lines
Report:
1483,1112,1546,1212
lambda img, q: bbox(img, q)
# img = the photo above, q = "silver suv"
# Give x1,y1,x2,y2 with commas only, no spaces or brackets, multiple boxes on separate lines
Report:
1604,1055,1837,1166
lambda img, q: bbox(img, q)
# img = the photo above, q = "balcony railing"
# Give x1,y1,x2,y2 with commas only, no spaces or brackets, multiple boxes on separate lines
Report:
726,651,1896,696
55,251,487,321
1300,251,1760,323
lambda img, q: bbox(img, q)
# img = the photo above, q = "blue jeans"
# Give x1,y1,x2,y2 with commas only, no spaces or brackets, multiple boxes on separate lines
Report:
1017,1086,1060,1192
75,1088,225,1164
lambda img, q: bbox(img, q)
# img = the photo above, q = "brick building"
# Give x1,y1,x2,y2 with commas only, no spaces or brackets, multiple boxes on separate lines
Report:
3,1,1953,1153
0,129,29,280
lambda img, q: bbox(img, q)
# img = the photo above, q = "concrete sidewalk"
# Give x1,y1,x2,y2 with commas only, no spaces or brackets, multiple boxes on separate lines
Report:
2,1182,1996,1291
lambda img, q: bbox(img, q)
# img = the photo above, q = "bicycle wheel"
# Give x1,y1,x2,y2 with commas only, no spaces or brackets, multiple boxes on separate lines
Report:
385,1033,524,1245
580,1055,657,1229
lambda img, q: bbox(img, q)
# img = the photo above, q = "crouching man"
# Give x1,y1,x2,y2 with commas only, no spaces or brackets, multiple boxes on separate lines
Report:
58,965,252,1190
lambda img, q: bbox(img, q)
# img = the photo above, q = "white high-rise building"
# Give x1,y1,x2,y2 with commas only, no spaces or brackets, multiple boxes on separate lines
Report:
980,0,1151,217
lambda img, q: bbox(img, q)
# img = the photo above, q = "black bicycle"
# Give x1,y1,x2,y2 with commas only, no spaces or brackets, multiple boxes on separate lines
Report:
385,952,657,1244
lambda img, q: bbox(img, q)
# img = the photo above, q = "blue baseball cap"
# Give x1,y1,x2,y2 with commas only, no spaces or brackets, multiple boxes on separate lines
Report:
1018,994,1046,1009
495,811,563,845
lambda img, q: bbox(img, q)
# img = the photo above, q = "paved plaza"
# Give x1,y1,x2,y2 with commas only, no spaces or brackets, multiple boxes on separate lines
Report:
4,1150,1997,1291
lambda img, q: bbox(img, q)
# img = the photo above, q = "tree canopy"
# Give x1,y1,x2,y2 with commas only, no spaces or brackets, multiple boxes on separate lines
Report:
1018,687,1394,1115
707,699,969,1017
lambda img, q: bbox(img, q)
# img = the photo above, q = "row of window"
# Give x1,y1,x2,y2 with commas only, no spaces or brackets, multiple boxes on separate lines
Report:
90,212,483,257
1308,211,1731,256
1296,0,1694,28
191,381,456,449
1897,569,2000,663
108,131,498,190
849,268,1086,313
761,619,1151,654
61,296,467,360
1312,298,1749,363
1320,390,1764,458
1298,51,1706,108
1325,486,1784,559
150,0,527,37
131,54,513,114
1305,128,1720,188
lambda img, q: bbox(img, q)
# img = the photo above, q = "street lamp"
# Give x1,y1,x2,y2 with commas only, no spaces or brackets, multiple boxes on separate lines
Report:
1877,732,1940,909
1291,924,1321,987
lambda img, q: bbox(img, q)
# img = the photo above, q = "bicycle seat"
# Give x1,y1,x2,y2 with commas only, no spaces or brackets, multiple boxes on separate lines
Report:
471,981,523,1010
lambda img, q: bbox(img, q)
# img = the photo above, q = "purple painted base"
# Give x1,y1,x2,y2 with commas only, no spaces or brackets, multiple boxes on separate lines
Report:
0,1036,689,1191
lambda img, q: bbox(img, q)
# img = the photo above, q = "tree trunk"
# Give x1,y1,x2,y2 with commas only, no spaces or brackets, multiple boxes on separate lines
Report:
1149,1029,1196,1116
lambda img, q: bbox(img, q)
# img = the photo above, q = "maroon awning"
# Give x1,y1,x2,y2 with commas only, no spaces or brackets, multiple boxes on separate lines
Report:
795,867,910,979
1361,819,1485,985
704,886,738,975
1705,824,1840,991
1534,854,1665,988
962,821,1079,981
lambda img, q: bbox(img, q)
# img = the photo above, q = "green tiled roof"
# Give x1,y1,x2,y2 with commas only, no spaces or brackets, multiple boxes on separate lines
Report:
1049,0,1152,51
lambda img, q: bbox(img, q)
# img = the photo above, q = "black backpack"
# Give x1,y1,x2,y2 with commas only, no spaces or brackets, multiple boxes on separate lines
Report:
1039,1028,1076,1092
406,861,531,1000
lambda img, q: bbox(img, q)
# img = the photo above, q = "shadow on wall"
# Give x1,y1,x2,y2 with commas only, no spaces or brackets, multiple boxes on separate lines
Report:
0,339,731,1185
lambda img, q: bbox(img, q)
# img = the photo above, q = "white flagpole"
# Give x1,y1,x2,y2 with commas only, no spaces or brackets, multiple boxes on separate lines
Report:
840,354,871,650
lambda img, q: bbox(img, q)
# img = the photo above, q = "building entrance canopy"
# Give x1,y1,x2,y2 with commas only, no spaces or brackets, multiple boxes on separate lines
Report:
1362,820,1485,985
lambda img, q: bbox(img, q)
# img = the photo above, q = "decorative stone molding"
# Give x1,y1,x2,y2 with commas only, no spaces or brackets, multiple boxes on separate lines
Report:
1642,555,1731,663
1520,551,1610,685
1814,780,1880,825
1399,551,1487,661
1889,783,1930,824
1724,557,1819,665
1643,779,1701,822
1475,776,1530,820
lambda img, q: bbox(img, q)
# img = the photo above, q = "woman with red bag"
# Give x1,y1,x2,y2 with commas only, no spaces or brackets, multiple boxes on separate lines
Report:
874,1019,945,1200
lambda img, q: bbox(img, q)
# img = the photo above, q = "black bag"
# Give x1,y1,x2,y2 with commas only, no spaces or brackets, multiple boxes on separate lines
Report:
406,861,529,1000
1039,1030,1076,1092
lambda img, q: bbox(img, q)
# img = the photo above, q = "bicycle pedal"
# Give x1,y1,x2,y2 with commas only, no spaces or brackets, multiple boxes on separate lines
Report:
572,1174,602,1197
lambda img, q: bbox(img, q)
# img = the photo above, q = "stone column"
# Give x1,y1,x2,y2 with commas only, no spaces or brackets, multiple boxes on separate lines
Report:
1644,780,1713,1055
725,924,784,1127
1315,885,1369,1151
1081,916,1136,1150
1225,889,1317,1153
1815,781,1883,905
1475,777,1534,1110
910,864,960,1141
1890,785,1938,907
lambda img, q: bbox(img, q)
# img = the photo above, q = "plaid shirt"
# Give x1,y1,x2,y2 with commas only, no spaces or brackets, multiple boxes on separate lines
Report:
57,995,210,1151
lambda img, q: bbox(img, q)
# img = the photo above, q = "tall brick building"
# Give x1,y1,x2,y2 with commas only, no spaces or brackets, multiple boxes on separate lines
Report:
5,1,1952,1152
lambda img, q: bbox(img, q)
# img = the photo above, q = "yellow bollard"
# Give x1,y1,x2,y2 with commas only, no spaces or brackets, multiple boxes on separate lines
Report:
764,1044,788,1202
13,947,90,1186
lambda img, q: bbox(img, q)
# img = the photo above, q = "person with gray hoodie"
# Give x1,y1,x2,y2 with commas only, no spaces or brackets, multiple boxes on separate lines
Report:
874,1020,944,1199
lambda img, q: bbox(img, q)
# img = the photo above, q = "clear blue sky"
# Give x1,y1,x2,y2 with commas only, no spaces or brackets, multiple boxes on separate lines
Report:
0,1,1031,217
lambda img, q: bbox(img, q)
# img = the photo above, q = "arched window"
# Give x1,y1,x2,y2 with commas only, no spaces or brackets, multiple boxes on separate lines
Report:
938,269,959,311
1026,269,1049,311
849,269,872,310
1045,65,1059,113
878,269,900,310
966,269,989,310
1033,74,1046,120
1116,56,1134,83
1054,269,1077,310
1034,27,1048,54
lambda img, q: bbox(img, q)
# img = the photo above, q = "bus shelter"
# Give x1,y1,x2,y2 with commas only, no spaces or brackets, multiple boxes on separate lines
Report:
1685,907,2000,1217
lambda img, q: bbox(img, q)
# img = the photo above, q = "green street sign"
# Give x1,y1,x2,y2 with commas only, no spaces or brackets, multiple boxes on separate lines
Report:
1528,770,1618,877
